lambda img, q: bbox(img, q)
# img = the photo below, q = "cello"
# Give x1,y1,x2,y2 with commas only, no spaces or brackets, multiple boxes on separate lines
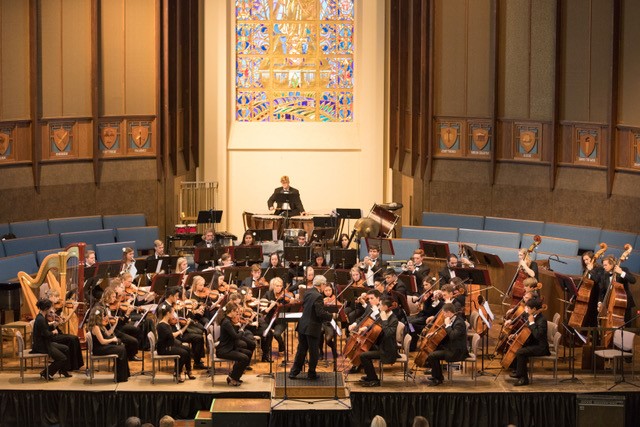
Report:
501,304,547,369
412,311,447,368
504,235,541,304
599,244,633,347
568,243,607,328
343,314,383,367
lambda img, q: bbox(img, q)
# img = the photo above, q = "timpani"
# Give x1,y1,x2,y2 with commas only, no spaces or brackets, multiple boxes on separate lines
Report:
252,214,284,237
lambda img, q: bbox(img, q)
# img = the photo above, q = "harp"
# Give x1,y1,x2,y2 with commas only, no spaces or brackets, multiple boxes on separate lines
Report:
18,243,85,338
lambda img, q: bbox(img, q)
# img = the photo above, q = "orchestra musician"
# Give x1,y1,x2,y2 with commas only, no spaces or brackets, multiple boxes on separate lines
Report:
147,240,166,260
239,230,256,246
407,280,444,351
263,277,289,360
362,245,387,285
189,275,215,326
32,299,72,380
85,250,96,267
342,267,368,324
242,264,265,288
289,276,334,380
121,247,137,279
45,290,84,372
319,283,341,362
383,268,407,297
579,251,605,326
424,302,469,386
509,297,549,386
347,289,382,374
309,252,327,268
100,284,141,361
425,284,461,325
195,228,216,270
517,248,539,281
357,297,399,388
439,254,473,284
237,286,273,363
405,249,431,283
338,233,352,249
155,303,196,382
597,255,637,322
450,277,467,314
216,301,252,386
163,286,206,370
88,307,130,383
267,175,306,217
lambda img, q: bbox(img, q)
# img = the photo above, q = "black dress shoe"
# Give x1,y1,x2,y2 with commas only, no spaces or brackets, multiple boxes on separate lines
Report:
60,371,73,378
261,355,272,363
514,378,529,387
40,372,55,381
288,372,299,379
348,365,361,374
361,379,380,387
306,373,319,380
131,356,142,362
193,362,206,370
427,378,443,386
186,372,196,380
509,372,521,379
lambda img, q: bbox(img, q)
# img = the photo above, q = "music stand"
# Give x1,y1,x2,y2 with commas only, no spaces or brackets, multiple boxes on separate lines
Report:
249,229,274,243
145,257,172,275
271,308,305,408
313,216,336,228
314,267,335,283
223,266,252,284
310,227,335,244
263,267,289,283
194,247,226,267
560,322,585,384
134,259,147,276
197,209,223,233
330,249,357,270
334,269,351,286
419,240,450,259
471,250,504,269
150,274,182,297
336,208,362,243
184,270,215,290
95,261,122,279
283,246,311,265
365,238,395,258
233,245,263,265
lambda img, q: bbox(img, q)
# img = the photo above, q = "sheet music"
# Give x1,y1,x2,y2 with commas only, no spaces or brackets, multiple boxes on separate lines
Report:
482,300,495,321
156,260,163,274
281,312,303,320
477,309,492,329
331,318,342,337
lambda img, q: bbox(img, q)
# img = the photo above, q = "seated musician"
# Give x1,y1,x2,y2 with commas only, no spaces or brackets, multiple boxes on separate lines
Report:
215,253,234,271
343,267,368,325
450,277,467,315
87,307,130,382
101,283,142,361
216,301,253,386
358,297,399,387
85,250,96,267
121,247,138,279
267,175,306,217
147,240,166,260
122,272,155,305
504,289,538,322
263,277,289,361
425,284,460,325
309,252,327,268
347,289,382,374
337,233,352,249
195,228,216,270
32,298,72,380
383,268,407,297
319,284,341,362
425,302,469,386
580,251,604,326
406,249,431,283
45,290,84,372
438,254,473,284
509,297,549,386
290,265,314,294
363,245,387,285
597,255,637,322
242,264,266,288
237,286,273,363
238,230,256,246
164,286,206,370
189,275,215,326
408,282,444,351
155,303,196,382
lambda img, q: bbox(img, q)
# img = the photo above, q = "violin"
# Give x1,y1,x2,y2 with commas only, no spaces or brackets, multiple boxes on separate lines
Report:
276,290,294,305
323,295,341,306
124,285,148,297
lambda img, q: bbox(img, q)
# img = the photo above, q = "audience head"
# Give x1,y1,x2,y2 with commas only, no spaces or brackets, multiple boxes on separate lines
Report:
124,416,142,427
158,415,175,427
370,415,387,427
412,416,430,427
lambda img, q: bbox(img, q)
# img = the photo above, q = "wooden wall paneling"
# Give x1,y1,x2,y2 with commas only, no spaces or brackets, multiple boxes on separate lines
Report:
100,0,125,117
0,1,30,121
388,0,399,168
418,0,429,178
155,0,162,179
618,1,640,126
424,0,435,180
607,0,620,197
30,0,40,190
489,0,498,184
91,0,100,185
179,0,189,172
398,0,409,171
410,0,422,176
550,0,562,190
189,0,199,169
169,0,177,175
161,0,169,177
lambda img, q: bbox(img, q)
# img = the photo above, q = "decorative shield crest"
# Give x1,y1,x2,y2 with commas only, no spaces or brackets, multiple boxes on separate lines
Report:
131,126,149,148
0,132,10,156
101,126,118,150
579,134,596,157
472,128,489,151
53,128,70,152
520,130,536,153
441,126,458,149
635,134,640,160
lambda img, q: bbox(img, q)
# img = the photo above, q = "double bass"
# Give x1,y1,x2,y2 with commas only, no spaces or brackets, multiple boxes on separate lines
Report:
568,243,607,329
599,244,633,347
505,235,541,303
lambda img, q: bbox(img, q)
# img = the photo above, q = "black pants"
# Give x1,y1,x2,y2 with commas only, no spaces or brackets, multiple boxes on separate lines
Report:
46,342,70,376
515,346,548,378
427,349,456,381
290,333,320,376
93,344,130,382
52,333,83,370
115,324,139,360
360,349,383,381
272,321,286,352
217,350,250,381
159,345,192,374
320,323,338,359
178,332,204,364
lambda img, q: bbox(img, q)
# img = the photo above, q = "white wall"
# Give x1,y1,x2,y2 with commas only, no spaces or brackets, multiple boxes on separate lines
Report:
203,0,388,236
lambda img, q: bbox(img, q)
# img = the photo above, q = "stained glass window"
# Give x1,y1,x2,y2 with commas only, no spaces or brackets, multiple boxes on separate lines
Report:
236,0,354,122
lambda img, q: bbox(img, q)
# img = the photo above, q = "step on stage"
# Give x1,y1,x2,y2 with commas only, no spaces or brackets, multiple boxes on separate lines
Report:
273,371,348,399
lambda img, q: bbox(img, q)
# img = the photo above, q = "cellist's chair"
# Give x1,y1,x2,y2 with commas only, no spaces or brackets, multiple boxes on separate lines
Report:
85,331,118,383
147,331,180,384
15,331,49,383
594,330,635,381
207,324,234,385
529,331,561,384
552,312,561,327
547,321,559,352
448,332,481,383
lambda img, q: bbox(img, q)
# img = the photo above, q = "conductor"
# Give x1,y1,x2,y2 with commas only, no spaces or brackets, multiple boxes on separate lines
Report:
289,275,333,380
267,175,306,217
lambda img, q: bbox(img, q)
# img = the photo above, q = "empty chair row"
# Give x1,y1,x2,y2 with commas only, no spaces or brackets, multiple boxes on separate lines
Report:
0,214,146,238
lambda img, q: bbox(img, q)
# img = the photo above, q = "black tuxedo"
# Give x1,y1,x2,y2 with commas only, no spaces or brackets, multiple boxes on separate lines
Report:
514,312,550,378
267,186,305,217
360,311,399,381
290,287,333,377
365,257,387,282
32,313,70,376
409,264,431,284
427,315,469,381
